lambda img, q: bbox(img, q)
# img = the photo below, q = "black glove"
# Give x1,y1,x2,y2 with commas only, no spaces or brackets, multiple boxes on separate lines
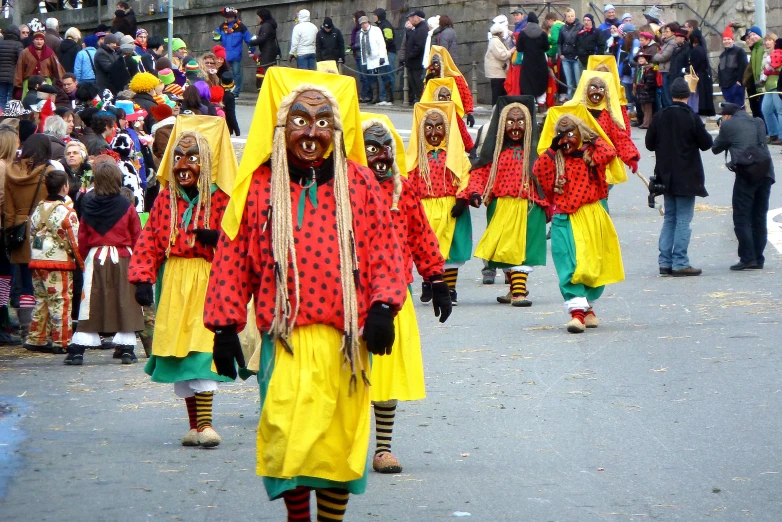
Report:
430,279,452,323
469,193,482,208
451,198,469,218
194,229,219,247
550,132,566,151
399,60,406,67
363,302,395,355
134,282,153,307
212,325,245,380
466,113,475,127
289,55,296,63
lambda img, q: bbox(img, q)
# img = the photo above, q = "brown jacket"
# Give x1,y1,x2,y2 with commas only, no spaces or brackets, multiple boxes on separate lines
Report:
4,162,53,263
14,46,65,88
151,120,175,168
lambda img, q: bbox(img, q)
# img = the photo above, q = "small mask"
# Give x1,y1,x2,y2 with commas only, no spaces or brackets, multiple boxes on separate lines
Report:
504,107,526,143
436,87,452,102
173,135,200,188
364,123,394,181
285,90,335,165
423,111,446,147
555,119,582,155
586,79,606,106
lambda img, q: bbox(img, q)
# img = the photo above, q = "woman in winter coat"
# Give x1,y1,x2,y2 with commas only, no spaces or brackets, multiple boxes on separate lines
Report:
73,34,97,84
557,9,583,99
576,14,602,67
687,30,715,116
435,16,458,63
485,23,513,105
57,28,82,74
250,8,279,67
516,13,550,107
653,23,679,108
111,10,133,35
0,25,24,108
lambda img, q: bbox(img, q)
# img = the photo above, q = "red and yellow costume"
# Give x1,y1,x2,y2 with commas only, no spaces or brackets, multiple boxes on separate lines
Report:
421,77,475,152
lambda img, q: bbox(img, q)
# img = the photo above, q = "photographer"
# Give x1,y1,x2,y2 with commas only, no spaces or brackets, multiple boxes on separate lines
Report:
712,103,775,270
645,77,713,277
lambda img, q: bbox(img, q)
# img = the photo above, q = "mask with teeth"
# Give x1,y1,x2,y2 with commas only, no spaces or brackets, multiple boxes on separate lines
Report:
428,55,442,77
436,86,452,101
285,90,335,167
555,118,582,155
172,135,201,188
424,111,447,148
586,78,607,107
504,107,526,143
364,123,394,181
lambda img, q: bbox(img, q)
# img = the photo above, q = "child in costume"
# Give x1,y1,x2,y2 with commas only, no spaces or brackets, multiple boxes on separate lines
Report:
67,161,145,365
421,77,475,152
406,101,474,304
533,106,625,333
633,53,657,130
361,113,452,474
424,46,476,127
28,170,83,354
468,96,549,307
129,115,238,449
204,69,406,521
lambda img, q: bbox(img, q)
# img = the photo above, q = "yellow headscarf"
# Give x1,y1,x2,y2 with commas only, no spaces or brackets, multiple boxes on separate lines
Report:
587,55,628,105
316,60,339,74
426,45,463,77
420,77,465,117
158,115,238,194
537,105,627,185
222,67,365,239
360,112,407,177
406,101,471,192
565,70,626,131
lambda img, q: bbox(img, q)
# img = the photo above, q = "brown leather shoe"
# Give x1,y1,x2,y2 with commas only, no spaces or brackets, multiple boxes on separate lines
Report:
373,452,402,473
672,267,702,277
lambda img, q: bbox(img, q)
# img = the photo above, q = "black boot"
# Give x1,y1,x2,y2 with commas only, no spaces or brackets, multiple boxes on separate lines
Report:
420,282,433,303
384,82,394,104
450,289,458,305
64,344,85,365
120,346,138,365
371,82,380,104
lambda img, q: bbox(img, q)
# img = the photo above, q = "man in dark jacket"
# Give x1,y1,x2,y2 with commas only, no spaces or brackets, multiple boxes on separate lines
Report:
645,78,713,277
404,10,428,104
0,25,24,108
249,8,279,92
94,34,119,93
315,17,345,63
668,26,691,83
117,2,137,36
717,26,748,107
373,8,397,104
712,103,775,270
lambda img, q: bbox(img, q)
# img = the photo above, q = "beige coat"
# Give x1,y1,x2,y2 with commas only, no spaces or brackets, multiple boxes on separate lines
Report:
484,36,512,79
4,162,54,264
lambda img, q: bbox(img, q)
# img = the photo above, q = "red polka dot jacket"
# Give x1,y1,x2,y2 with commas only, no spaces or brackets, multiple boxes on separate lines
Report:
467,148,549,207
408,150,469,200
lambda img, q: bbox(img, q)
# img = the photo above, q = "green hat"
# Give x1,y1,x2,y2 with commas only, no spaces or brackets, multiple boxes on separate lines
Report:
164,37,187,52
185,60,200,73
158,67,175,85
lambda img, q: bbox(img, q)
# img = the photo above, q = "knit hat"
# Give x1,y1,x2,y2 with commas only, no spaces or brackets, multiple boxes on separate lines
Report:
185,60,200,73
156,56,172,70
120,34,135,46
720,103,740,116
670,77,690,98
210,85,224,103
722,25,734,40
644,5,663,23
136,28,148,37
166,37,187,52
323,17,334,29
618,23,635,35
639,31,654,40
158,68,175,85
32,31,45,40
104,33,119,45
120,43,135,54
84,34,98,48
221,73,235,90
149,103,173,121
212,45,226,60
621,13,632,22
743,26,762,40
527,12,539,24
583,13,595,25
221,6,238,17
603,4,615,12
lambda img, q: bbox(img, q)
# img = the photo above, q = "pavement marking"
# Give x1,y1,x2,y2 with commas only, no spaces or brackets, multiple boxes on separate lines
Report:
768,207,782,254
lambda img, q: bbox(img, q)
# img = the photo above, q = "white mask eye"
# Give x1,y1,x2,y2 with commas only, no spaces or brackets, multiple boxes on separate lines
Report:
292,117,307,127
315,119,330,128
436,125,443,131
567,131,575,138
366,145,378,154
174,154,182,162
188,155,198,162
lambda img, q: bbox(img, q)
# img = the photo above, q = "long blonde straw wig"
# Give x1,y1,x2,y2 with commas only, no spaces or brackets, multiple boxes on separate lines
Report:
481,102,533,203
416,107,451,195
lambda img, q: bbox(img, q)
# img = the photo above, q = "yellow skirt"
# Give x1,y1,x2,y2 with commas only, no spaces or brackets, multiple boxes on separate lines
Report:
421,195,457,260
257,324,371,483
152,256,213,358
370,290,425,403
570,201,625,287
474,197,528,266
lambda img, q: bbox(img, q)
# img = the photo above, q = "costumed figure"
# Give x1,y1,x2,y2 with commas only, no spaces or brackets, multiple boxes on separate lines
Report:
468,96,549,307
128,115,238,449
533,106,625,333
67,161,145,366
406,101,474,305
361,112,452,474
203,68,406,520
111,133,145,212
421,77,475,151
424,46,476,127
566,70,638,177
586,55,632,134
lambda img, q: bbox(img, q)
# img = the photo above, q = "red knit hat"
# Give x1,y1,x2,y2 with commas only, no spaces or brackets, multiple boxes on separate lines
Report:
212,45,227,60
722,25,734,40
210,85,225,103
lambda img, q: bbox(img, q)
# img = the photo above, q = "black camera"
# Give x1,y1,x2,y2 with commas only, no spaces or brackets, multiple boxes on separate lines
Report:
647,174,665,208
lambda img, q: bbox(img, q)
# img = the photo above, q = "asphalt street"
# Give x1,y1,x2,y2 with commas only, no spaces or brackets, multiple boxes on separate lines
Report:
1,100,782,521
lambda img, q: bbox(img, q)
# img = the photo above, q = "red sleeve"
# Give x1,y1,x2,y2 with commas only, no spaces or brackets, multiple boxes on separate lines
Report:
466,163,490,198
128,207,141,249
128,188,169,284
622,106,631,137
209,189,229,230
457,117,474,152
405,191,445,280
588,137,618,169
77,219,91,262
533,150,557,200
455,75,474,114
65,210,83,271
606,120,640,165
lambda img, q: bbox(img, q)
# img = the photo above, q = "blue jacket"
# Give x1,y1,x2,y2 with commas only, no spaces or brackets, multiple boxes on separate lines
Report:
215,21,253,62
74,47,97,82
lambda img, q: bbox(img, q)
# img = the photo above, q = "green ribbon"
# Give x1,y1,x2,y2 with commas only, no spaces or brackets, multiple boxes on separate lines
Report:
429,149,444,161
510,145,524,161
180,183,217,230
296,182,318,230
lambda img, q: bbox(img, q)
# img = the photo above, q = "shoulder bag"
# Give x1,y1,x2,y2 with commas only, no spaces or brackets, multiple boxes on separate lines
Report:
5,169,45,251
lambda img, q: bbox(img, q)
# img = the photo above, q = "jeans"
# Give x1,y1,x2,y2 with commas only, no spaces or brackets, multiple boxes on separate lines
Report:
358,61,372,100
660,72,672,108
658,195,696,270
230,60,243,95
561,58,582,99
378,52,396,101
0,82,13,109
732,176,772,264
761,91,782,137
722,83,746,107
296,54,316,71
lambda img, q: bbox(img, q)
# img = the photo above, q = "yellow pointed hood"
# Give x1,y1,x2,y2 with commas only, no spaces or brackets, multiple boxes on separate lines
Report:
427,45,463,77
587,55,628,104
565,70,626,131
420,77,465,117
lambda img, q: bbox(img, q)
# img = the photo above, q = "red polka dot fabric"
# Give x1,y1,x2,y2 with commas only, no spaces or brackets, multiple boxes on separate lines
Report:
533,137,617,214
203,162,407,333
468,148,549,207
408,151,467,200
454,76,474,114
594,110,640,166
128,188,229,284
456,117,475,152
378,177,444,284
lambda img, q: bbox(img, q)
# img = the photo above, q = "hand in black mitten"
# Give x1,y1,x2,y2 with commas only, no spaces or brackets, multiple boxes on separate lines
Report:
194,228,219,247
212,325,245,380
469,193,482,208
550,132,566,151
466,113,475,127
134,282,153,307
451,198,469,217
363,302,395,355
430,279,452,323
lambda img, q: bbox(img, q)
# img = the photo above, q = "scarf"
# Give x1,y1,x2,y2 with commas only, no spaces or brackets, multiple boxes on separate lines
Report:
27,44,55,75
135,39,147,51
578,27,594,36
361,30,371,64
